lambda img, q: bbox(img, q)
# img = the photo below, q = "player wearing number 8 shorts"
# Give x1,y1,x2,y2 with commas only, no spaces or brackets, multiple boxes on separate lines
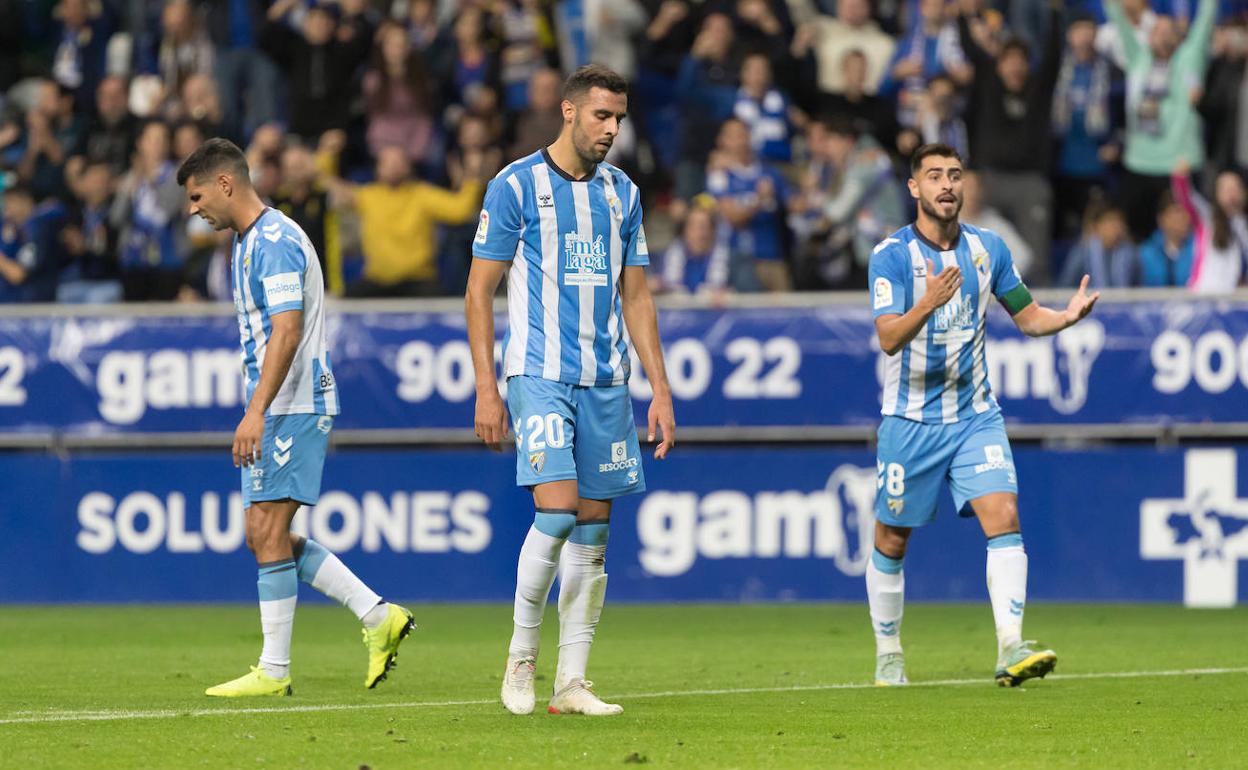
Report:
466,65,676,716
866,144,1100,688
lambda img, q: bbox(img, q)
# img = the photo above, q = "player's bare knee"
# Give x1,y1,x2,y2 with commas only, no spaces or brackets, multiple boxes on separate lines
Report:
577,498,612,524
874,522,911,558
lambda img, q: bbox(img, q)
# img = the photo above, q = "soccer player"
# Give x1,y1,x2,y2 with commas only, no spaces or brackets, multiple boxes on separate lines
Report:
466,65,676,716
177,139,414,697
867,144,1098,687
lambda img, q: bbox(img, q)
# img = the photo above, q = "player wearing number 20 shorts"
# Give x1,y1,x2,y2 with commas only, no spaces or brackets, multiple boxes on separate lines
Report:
864,143,1100,689
466,65,676,717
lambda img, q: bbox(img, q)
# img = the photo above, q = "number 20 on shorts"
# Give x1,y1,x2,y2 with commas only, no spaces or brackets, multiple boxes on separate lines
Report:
514,413,566,451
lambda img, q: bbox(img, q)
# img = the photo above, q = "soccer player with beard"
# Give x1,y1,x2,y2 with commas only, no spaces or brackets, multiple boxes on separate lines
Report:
466,65,676,716
866,144,1098,687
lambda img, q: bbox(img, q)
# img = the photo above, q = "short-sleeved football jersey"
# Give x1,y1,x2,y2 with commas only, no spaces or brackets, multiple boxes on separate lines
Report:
868,223,1029,424
232,208,339,416
472,149,649,387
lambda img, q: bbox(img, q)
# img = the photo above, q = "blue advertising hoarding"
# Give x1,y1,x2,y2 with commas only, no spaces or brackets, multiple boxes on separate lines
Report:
3,298,1248,434
2,444,1244,606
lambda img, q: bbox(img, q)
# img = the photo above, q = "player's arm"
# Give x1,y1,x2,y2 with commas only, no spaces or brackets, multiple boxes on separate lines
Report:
0,251,27,285
235,309,303,468
621,264,675,459
875,259,963,356
466,258,510,451
1010,275,1099,337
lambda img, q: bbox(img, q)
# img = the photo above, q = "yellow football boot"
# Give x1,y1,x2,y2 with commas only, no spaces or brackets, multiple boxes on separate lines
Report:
205,666,292,697
362,604,416,688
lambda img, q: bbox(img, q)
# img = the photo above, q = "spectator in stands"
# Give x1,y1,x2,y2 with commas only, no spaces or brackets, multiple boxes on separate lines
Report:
58,160,122,303
1058,202,1136,288
821,49,899,156
172,120,205,162
961,169,1033,278
262,0,370,143
882,0,971,129
1138,191,1194,287
499,0,555,112
110,120,187,300
75,75,136,175
733,53,799,164
789,115,904,289
363,22,437,167
327,145,486,297
273,143,338,292
1096,0,1155,70
0,185,64,303
158,0,214,103
706,117,790,292
635,0,698,173
176,73,224,137
1052,10,1121,245
572,0,648,84
916,74,968,161
1200,22,1248,183
1177,167,1248,293
660,203,731,296
674,12,739,200
811,0,896,96
435,8,499,112
18,80,83,202
958,0,1063,283
1107,0,1217,243
51,0,111,113
404,0,440,53
198,0,282,139
508,67,563,160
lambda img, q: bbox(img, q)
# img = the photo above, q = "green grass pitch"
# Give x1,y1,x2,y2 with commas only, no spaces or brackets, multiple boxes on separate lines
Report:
2,604,1245,769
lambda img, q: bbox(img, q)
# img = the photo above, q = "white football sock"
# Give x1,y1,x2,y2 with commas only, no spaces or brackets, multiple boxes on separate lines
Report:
555,538,608,691
509,513,575,659
294,538,385,627
866,550,905,656
257,559,298,680
986,534,1028,658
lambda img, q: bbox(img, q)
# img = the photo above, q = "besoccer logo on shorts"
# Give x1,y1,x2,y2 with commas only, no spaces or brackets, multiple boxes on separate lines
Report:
599,441,638,473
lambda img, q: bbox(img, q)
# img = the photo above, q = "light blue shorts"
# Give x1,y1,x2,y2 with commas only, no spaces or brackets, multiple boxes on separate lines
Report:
874,409,1017,528
507,375,646,500
240,413,334,507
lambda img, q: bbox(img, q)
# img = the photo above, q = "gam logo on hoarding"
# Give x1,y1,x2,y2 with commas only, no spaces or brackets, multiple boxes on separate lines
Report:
635,464,876,579
1140,449,1248,607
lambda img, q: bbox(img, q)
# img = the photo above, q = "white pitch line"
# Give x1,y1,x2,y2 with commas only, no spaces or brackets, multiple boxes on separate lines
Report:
2,667,1245,726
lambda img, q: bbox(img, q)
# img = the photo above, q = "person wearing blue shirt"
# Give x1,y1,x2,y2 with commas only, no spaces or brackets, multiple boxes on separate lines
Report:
706,118,791,291
110,121,188,300
0,185,64,303
674,12,738,199
864,143,1099,690
1138,190,1196,286
733,53,795,164
466,65,676,718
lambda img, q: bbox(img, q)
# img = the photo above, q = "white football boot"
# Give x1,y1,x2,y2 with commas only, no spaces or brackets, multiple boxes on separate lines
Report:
501,655,537,715
547,679,623,716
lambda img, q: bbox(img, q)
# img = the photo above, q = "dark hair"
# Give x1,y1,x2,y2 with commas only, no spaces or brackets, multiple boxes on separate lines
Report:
1157,190,1179,215
563,64,628,104
821,113,860,139
2,183,33,200
1001,37,1031,60
1212,169,1246,250
910,143,962,175
176,137,250,186
367,22,434,117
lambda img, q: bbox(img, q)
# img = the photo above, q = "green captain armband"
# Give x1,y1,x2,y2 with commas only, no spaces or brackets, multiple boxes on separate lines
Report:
1000,284,1033,315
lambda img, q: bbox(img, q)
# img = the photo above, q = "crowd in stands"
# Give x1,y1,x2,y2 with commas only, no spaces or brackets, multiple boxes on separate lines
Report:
1,0,1246,304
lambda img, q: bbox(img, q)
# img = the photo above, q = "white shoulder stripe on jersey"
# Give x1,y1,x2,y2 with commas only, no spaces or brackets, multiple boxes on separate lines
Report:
531,164,562,381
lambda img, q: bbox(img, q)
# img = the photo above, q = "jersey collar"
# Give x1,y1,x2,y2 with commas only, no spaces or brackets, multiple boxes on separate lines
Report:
238,206,272,237
541,147,598,183
912,223,963,253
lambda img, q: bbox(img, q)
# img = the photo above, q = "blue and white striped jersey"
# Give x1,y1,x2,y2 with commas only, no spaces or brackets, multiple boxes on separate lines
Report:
231,208,339,416
869,223,1027,424
473,149,649,387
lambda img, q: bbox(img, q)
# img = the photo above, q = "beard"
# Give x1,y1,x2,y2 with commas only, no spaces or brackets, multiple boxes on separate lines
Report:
572,125,610,165
920,195,962,225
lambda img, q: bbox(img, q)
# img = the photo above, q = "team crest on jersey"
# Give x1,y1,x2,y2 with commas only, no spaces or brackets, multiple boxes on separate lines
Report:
606,193,623,222
887,498,905,515
564,233,608,286
973,250,991,277
529,451,546,474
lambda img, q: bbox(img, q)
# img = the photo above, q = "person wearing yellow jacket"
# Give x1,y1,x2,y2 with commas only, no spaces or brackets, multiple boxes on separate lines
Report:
326,145,487,296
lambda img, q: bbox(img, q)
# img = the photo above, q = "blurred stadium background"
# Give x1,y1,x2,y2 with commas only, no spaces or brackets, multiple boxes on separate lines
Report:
1,0,1247,766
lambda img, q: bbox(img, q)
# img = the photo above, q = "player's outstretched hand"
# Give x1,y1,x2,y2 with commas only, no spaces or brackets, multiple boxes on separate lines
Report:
648,394,676,460
1064,274,1100,326
923,259,963,309
233,410,264,468
474,390,510,452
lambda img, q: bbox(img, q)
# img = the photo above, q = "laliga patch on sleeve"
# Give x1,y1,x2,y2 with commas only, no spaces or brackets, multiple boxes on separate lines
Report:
873,277,894,310
636,225,649,257
262,271,303,307
474,210,490,244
